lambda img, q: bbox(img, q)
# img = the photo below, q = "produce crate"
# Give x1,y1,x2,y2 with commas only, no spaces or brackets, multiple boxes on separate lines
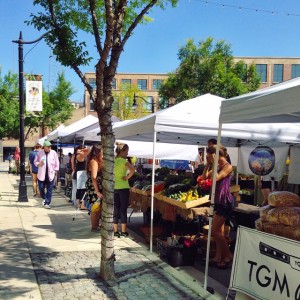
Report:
155,193,209,209
129,190,142,211
156,238,173,257
140,226,165,244
131,187,151,196
156,238,197,267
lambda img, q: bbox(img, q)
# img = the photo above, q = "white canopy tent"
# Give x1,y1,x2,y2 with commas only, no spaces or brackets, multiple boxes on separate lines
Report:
58,115,121,143
38,124,65,145
220,77,300,124
113,93,300,254
204,77,300,291
47,115,98,142
82,120,202,161
117,140,199,161
115,93,300,145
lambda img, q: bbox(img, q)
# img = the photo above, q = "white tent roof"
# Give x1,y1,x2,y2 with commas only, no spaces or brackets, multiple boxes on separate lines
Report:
47,115,98,142
83,119,134,142
119,140,199,161
220,77,300,124
38,124,65,145
114,93,300,145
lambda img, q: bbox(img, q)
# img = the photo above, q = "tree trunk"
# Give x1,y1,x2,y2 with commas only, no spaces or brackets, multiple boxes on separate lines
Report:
97,96,116,280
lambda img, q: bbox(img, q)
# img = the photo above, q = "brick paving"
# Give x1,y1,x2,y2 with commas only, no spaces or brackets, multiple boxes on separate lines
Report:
31,250,201,300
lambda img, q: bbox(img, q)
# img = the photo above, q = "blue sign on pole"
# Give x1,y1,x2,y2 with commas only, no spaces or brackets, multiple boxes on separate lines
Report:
160,160,190,170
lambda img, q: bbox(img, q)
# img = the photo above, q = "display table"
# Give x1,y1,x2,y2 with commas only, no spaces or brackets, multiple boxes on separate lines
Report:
232,203,260,228
129,188,210,221
130,185,240,222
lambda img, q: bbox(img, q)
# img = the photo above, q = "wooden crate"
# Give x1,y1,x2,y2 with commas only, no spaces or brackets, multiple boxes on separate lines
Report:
155,193,209,209
131,187,151,196
230,185,240,194
140,226,165,244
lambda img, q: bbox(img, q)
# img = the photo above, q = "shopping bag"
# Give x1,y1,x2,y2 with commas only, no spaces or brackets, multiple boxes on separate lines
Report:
77,170,88,189
91,200,101,213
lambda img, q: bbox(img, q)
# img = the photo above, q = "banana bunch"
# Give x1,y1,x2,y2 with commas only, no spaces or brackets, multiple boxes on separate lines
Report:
178,189,199,202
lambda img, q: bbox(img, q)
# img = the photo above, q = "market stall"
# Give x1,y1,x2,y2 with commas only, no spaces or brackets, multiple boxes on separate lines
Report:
114,92,300,251
212,77,300,298
129,187,210,222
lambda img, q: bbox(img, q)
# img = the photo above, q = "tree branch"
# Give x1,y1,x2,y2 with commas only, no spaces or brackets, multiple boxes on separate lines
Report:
47,0,94,102
99,0,115,67
121,0,158,48
88,0,103,54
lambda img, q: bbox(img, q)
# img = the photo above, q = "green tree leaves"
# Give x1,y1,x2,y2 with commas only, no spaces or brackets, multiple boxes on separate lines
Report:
0,71,74,140
0,71,19,139
159,37,261,106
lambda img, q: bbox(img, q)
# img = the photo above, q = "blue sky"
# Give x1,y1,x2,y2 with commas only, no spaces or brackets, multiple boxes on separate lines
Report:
1,0,300,102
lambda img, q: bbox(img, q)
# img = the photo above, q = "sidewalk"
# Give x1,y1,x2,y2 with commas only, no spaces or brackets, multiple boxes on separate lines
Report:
0,162,228,300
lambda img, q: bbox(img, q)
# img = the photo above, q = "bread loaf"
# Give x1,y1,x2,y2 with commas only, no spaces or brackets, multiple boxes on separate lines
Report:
278,207,300,226
267,207,282,224
263,223,300,241
268,191,300,207
259,205,272,221
255,218,265,231
263,222,286,236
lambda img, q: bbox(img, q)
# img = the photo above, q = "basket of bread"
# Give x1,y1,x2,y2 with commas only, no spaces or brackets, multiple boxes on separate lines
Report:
255,191,300,241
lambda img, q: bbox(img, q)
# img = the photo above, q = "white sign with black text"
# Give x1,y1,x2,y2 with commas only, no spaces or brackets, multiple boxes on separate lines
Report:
230,227,300,300
26,80,43,112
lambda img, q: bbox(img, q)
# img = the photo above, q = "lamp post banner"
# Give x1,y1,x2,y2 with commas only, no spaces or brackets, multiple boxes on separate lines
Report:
230,226,300,300
26,80,43,112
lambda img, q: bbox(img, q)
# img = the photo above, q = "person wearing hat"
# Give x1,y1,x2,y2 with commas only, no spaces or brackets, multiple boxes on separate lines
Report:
34,140,60,209
29,142,42,196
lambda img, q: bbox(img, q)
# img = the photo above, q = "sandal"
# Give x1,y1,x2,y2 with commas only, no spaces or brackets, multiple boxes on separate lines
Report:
91,227,100,232
208,259,221,267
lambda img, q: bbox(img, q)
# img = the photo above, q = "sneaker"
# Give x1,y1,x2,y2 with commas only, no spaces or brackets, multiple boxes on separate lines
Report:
42,200,46,206
120,231,129,237
114,232,121,238
45,204,51,209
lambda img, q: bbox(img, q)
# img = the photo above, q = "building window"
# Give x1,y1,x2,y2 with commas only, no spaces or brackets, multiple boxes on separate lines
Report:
256,64,267,83
88,78,96,89
273,64,283,83
138,79,147,90
142,96,153,112
153,79,163,90
291,64,300,79
112,79,116,89
121,79,131,88
90,99,94,111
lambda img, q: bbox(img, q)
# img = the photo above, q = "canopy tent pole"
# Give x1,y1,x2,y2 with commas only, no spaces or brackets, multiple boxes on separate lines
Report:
149,131,157,252
57,138,61,192
203,123,222,291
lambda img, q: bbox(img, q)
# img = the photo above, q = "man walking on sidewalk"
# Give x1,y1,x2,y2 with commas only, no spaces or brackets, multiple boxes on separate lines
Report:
34,140,59,209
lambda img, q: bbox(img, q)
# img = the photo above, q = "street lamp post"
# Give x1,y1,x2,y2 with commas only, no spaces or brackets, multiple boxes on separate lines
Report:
132,93,155,113
12,31,48,202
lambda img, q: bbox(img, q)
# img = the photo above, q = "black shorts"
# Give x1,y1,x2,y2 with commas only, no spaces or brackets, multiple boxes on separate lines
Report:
214,203,233,219
261,181,271,189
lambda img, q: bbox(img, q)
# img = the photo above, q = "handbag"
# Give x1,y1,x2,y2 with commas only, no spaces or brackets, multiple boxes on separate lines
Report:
76,170,88,189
